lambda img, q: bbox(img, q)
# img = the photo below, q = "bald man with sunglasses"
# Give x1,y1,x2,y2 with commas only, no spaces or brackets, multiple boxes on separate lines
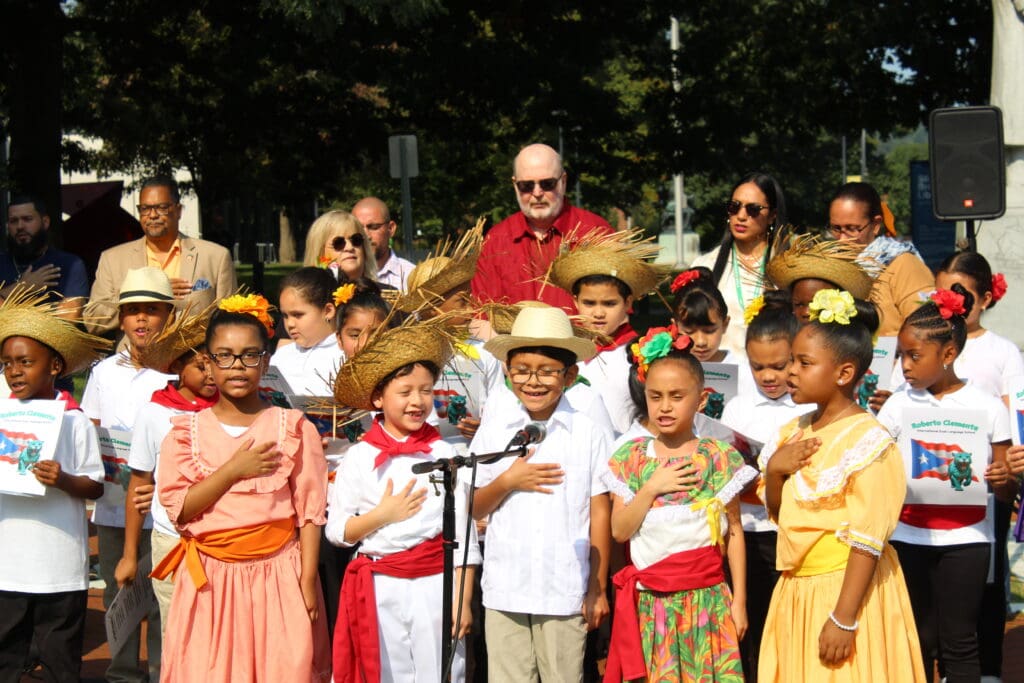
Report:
472,143,611,312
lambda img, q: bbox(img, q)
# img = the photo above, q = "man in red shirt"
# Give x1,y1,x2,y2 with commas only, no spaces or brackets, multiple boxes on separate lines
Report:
472,143,611,312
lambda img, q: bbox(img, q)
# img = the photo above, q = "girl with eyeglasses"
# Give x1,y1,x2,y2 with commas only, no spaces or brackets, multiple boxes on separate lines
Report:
153,299,331,682
827,182,934,336
303,210,379,283
691,172,786,355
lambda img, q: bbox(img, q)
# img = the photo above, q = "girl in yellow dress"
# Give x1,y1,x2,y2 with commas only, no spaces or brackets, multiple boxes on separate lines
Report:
757,289,925,682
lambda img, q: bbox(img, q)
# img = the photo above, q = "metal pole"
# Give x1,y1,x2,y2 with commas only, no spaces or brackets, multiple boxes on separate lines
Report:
841,135,847,180
671,16,685,268
399,140,414,251
860,128,867,179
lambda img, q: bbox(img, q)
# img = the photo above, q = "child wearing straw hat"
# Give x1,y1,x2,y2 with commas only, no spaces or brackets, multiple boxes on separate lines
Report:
80,266,177,683
471,305,614,683
328,317,481,683
0,285,109,682
112,303,218,634
396,220,503,448
547,228,670,436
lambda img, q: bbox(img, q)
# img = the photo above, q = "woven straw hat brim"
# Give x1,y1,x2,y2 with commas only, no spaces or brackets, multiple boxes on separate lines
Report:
485,333,597,363
333,324,454,411
133,302,215,373
0,288,110,377
547,228,668,299
395,258,478,313
766,256,874,300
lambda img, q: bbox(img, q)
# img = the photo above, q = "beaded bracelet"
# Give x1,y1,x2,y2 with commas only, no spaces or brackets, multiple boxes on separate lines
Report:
828,611,859,632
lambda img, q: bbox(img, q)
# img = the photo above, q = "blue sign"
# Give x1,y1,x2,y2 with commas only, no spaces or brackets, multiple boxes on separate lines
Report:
910,160,957,270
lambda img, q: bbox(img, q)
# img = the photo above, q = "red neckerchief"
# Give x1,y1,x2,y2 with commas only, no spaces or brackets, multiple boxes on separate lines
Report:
8,389,81,411
593,323,638,354
361,416,440,469
150,382,219,412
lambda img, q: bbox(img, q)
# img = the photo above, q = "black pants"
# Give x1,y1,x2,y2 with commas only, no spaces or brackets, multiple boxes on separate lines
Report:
0,589,87,683
319,524,356,643
978,496,1013,676
739,530,779,683
892,541,989,683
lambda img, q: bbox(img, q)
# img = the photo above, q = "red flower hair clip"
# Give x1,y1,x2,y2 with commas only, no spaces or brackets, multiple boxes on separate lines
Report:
929,289,966,320
670,269,702,293
630,323,694,381
991,273,1007,302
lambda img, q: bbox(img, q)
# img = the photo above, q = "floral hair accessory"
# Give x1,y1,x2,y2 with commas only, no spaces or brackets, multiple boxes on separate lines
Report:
318,255,333,268
333,283,356,307
808,289,857,325
929,288,966,320
218,293,276,338
669,269,702,293
630,323,694,381
991,273,1007,302
743,295,765,325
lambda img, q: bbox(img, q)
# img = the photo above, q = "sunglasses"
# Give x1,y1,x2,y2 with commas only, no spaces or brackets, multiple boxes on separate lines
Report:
725,199,772,218
513,176,562,194
331,233,366,251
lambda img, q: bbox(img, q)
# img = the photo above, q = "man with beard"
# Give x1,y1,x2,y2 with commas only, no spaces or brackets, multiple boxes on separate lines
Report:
471,143,611,312
352,196,415,291
0,195,89,318
85,175,236,337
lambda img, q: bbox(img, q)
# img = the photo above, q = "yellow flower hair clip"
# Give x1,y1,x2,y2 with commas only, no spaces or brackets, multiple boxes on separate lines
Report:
743,295,765,325
218,293,276,338
333,283,356,307
808,289,856,325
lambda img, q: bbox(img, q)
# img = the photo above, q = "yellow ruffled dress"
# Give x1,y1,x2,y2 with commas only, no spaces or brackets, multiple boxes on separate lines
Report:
757,412,926,682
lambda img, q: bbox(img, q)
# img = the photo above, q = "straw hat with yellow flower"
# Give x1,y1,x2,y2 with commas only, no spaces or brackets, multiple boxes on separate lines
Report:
545,227,670,300
395,218,485,314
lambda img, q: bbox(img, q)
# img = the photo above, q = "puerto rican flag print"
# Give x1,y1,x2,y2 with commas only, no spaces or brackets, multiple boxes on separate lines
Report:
910,439,979,483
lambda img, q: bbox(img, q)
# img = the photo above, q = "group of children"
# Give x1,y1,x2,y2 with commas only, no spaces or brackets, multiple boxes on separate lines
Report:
1,218,1022,683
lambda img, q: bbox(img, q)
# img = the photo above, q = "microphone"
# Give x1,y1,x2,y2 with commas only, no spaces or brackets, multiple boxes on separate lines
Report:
508,423,547,449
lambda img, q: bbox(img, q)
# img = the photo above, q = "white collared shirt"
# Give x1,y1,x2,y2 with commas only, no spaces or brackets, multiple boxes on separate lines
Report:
888,330,1024,399
377,250,417,292
269,333,342,396
470,396,612,616
877,380,1011,546
579,343,634,437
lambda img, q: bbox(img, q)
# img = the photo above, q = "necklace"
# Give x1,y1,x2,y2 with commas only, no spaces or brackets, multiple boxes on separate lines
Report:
730,244,765,310
815,401,859,432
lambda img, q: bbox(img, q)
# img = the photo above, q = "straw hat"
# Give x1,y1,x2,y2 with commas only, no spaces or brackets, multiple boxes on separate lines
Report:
479,300,611,346
119,267,174,304
133,301,215,372
765,232,875,300
484,305,597,363
0,284,110,376
546,228,669,299
333,315,455,411
395,218,485,313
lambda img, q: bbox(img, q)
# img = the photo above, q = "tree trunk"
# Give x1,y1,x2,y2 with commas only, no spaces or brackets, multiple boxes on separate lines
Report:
279,208,297,263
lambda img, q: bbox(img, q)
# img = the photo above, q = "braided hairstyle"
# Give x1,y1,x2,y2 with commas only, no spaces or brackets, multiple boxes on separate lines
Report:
806,298,879,380
901,283,975,354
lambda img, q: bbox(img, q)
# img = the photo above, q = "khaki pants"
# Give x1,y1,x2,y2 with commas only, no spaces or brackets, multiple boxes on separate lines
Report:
150,530,179,638
484,608,586,683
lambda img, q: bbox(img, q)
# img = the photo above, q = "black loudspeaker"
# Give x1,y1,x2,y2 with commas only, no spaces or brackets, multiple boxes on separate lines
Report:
929,106,1005,221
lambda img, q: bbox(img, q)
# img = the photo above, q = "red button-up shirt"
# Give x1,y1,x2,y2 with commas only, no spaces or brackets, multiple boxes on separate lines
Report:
471,203,611,312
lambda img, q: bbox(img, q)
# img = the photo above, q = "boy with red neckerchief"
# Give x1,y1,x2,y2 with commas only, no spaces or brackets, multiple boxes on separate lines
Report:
546,228,669,437
113,303,219,634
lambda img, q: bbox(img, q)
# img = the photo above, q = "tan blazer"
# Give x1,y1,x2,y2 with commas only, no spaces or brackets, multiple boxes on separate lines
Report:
85,234,237,336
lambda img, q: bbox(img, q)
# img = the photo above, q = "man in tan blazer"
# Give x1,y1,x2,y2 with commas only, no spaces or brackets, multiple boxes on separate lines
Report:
85,176,237,336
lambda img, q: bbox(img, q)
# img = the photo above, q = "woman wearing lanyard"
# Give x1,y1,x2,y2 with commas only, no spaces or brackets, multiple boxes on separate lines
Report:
691,172,786,355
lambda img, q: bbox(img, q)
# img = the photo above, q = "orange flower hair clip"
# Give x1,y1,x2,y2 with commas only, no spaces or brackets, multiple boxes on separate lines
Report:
333,283,356,307
218,293,276,338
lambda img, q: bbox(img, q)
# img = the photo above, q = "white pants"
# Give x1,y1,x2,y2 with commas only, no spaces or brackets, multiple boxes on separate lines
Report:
374,572,466,683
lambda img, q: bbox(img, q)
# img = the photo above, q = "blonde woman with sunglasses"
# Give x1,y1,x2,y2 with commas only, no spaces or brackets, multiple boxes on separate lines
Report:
303,210,379,283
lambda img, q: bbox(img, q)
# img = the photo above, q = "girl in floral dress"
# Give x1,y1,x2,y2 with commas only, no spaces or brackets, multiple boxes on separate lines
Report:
603,325,757,683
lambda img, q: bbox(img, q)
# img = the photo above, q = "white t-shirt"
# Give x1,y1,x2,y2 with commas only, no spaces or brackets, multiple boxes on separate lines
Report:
721,391,815,532
579,342,634,437
691,246,764,356
0,409,103,592
434,338,503,448
326,437,480,565
889,330,1024,399
471,396,612,616
877,381,1011,546
128,401,190,538
81,352,176,527
269,334,342,396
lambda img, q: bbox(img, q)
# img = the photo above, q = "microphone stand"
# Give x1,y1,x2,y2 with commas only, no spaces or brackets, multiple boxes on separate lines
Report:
412,444,529,682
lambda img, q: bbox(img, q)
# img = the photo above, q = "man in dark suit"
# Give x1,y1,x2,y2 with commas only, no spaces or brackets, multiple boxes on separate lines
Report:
85,175,236,336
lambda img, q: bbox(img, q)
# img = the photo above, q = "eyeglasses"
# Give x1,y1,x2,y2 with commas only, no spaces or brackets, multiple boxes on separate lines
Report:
513,176,563,194
209,351,266,369
137,203,177,216
725,200,771,218
508,367,567,385
331,234,366,251
827,222,875,238
361,222,388,232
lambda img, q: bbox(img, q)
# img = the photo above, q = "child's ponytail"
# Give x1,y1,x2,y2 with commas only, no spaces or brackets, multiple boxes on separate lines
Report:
744,289,797,344
805,289,878,380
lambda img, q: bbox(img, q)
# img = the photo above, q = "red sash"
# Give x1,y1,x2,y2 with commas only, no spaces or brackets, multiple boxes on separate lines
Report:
604,545,725,683
333,535,444,683
899,503,986,530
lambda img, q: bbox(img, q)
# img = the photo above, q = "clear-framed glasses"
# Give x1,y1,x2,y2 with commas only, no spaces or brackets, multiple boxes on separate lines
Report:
209,351,266,369
827,222,875,238
137,203,176,216
508,366,567,385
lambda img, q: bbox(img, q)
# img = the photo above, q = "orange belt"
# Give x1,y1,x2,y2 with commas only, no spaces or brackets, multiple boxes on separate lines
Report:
150,517,295,590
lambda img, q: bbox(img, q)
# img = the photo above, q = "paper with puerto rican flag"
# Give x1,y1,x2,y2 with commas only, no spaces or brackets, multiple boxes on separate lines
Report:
899,408,989,508
0,399,65,497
